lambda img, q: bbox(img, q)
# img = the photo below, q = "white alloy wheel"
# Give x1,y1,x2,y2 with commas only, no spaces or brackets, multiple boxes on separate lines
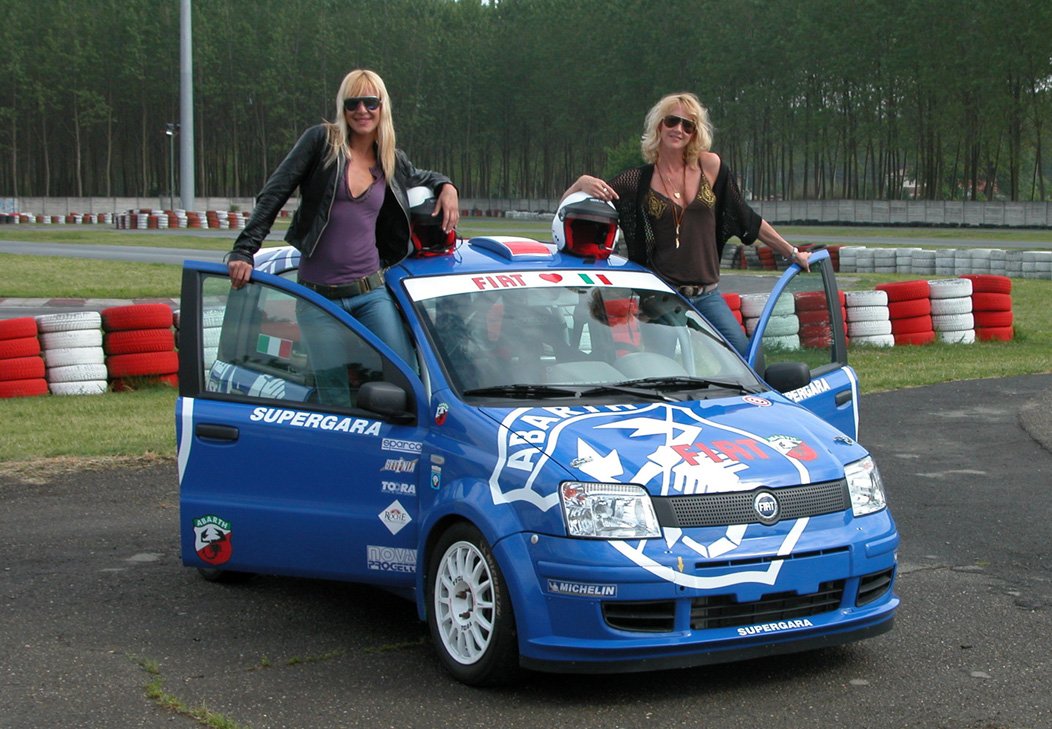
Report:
428,524,518,686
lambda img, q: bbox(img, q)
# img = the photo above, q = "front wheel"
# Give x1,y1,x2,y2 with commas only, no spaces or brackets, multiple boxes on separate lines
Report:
427,523,520,686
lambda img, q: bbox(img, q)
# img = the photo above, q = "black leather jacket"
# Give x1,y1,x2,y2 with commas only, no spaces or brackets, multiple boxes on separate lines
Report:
228,124,453,266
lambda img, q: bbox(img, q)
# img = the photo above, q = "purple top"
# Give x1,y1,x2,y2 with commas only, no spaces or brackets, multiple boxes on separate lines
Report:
298,162,385,285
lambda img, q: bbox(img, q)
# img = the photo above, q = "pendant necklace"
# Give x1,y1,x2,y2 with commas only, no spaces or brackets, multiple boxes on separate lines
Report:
660,164,687,247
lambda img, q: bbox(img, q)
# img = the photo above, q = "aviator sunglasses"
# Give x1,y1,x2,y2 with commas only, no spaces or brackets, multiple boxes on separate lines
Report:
662,115,697,134
344,96,382,112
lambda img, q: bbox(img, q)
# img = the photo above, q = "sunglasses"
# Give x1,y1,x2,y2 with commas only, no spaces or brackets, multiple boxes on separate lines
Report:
662,115,697,134
344,96,382,112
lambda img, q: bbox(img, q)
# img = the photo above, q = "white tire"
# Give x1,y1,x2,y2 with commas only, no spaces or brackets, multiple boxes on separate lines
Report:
928,277,972,298
35,311,102,332
932,313,975,331
851,334,896,347
49,380,108,396
203,307,225,327
47,363,109,383
762,334,800,351
40,329,103,350
848,319,893,337
938,329,976,344
930,297,972,316
764,314,800,337
203,326,222,348
43,346,105,367
845,289,888,307
739,294,769,318
846,305,890,322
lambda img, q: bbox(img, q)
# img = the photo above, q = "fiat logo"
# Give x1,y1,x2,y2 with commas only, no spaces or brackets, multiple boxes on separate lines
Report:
753,491,780,525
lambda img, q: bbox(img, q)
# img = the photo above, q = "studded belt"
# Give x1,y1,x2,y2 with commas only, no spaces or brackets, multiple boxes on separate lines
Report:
299,271,385,299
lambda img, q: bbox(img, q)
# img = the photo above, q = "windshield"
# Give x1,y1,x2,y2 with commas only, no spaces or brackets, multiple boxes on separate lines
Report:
408,270,764,399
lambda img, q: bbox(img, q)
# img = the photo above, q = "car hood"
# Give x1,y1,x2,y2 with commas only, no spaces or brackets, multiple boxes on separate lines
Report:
478,396,865,501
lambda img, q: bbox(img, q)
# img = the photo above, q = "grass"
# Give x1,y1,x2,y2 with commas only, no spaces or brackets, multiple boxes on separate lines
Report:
1,221,1050,465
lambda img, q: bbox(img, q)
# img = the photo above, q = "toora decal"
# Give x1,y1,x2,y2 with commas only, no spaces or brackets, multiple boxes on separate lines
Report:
193,515,233,565
489,403,817,589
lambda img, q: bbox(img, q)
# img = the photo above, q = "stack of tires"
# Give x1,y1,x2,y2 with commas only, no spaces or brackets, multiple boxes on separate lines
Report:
0,317,48,398
741,293,800,350
964,274,1014,342
928,278,975,343
101,304,178,390
876,280,935,346
37,312,108,395
793,290,846,349
844,290,893,347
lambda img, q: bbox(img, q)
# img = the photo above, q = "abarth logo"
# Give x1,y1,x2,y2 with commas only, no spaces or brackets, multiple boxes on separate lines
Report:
193,515,232,566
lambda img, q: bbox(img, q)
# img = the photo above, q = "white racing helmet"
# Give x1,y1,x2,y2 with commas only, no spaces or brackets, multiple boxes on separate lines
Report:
407,186,456,256
551,191,619,259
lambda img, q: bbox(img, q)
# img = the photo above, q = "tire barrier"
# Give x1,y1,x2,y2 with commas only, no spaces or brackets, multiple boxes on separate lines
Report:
36,311,107,395
101,303,178,390
963,274,1015,342
876,280,935,346
845,289,894,347
719,244,1049,280
0,317,49,398
928,277,975,343
113,209,248,230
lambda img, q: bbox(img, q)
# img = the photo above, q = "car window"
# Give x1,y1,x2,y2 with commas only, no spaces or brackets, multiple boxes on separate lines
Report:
199,275,385,409
411,278,757,393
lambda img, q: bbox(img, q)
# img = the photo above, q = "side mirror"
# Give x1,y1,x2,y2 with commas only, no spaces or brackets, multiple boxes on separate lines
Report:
358,381,413,422
764,361,811,393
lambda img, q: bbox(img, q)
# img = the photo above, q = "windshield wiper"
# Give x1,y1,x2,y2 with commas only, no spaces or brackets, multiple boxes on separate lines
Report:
614,376,757,394
461,383,584,399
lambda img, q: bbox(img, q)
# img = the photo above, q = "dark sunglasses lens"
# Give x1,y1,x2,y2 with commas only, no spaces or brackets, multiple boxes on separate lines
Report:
663,115,696,134
344,96,381,112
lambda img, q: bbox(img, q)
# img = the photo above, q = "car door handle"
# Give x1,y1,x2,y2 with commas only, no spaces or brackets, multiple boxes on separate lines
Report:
835,390,853,406
196,423,240,442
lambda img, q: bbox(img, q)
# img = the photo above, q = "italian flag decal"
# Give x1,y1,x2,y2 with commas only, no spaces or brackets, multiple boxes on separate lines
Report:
257,333,293,359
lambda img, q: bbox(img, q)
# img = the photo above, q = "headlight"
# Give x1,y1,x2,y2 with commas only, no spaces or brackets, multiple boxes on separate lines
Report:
845,456,887,517
560,482,661,539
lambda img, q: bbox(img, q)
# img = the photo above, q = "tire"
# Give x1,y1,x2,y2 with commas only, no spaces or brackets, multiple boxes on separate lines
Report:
932,313,975,331
0,336,41,359
739,294,768,318
104,328,176,355
0,317,38,340
848,319,893,337
888,298,931,319
764,314,800,337
962,274,1012,294
976,326,1014,342
973,310,1014,328
427,523,519,686
891,315,934,335
49,380,108,396
876,280,930,302
930,296,972,316
0,356,45,381
938,329,977,344
43,346,105,368
845,289,888,307
851,334,896,347
40,329,103,350
720,292,741,310
35,311,102,333
762,334,800,351
971,292,1012,312
894,331,936,346
846,305,889,322
101,303,173,331
47,363,108,383
928,277,972,298
197,567,253,584
105,351,179,378
0,378,49,398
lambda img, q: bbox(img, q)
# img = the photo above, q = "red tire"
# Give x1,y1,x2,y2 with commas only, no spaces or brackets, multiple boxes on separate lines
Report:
721,292,741,310
876,279,931,302
0,317,38,340
971,292,1013,312
0,336,41,359
104,328,176,355
794,291,835,312
887,298,931,319
105,351,179,378
101,304,174,331
893,331,936,346
0,378,49,398
891,315,934,335
973,310,1014,328
797,309,831,325
976,326,1014,342
962,274,1011,294
0,356,45,381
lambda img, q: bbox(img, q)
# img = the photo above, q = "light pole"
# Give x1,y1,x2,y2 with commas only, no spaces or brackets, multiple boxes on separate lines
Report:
165,122,178,211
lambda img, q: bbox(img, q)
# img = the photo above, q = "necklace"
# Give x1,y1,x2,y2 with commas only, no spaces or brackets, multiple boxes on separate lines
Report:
659,163,688,247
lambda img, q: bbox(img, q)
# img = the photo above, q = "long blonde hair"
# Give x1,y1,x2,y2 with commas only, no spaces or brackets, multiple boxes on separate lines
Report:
324,69,396,179
640,92,713,165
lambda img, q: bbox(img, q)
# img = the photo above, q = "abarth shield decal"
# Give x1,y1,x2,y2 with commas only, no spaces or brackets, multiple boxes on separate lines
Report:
193,515,232,566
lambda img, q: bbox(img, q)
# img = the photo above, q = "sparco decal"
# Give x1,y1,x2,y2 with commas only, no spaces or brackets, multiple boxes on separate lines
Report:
489,403,816,589
382,438,422,454
250,407,380,435
193,515,232,565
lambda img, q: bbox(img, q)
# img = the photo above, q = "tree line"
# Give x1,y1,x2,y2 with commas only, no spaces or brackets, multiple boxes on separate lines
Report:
2,0,1050,204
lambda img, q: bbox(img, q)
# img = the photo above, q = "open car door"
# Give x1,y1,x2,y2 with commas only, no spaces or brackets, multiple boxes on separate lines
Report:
745,248,860,440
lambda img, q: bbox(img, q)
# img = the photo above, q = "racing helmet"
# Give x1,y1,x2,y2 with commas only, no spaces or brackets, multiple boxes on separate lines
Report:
408,186,456,256
551,191,619,259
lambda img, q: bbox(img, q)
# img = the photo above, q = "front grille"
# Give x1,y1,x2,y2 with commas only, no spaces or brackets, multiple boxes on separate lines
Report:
602,581,846,633
856,567,895,606
652,479,849,528
691,580,845,630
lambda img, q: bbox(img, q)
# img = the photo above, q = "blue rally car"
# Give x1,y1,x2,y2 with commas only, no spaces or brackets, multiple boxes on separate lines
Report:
175,197,897,685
